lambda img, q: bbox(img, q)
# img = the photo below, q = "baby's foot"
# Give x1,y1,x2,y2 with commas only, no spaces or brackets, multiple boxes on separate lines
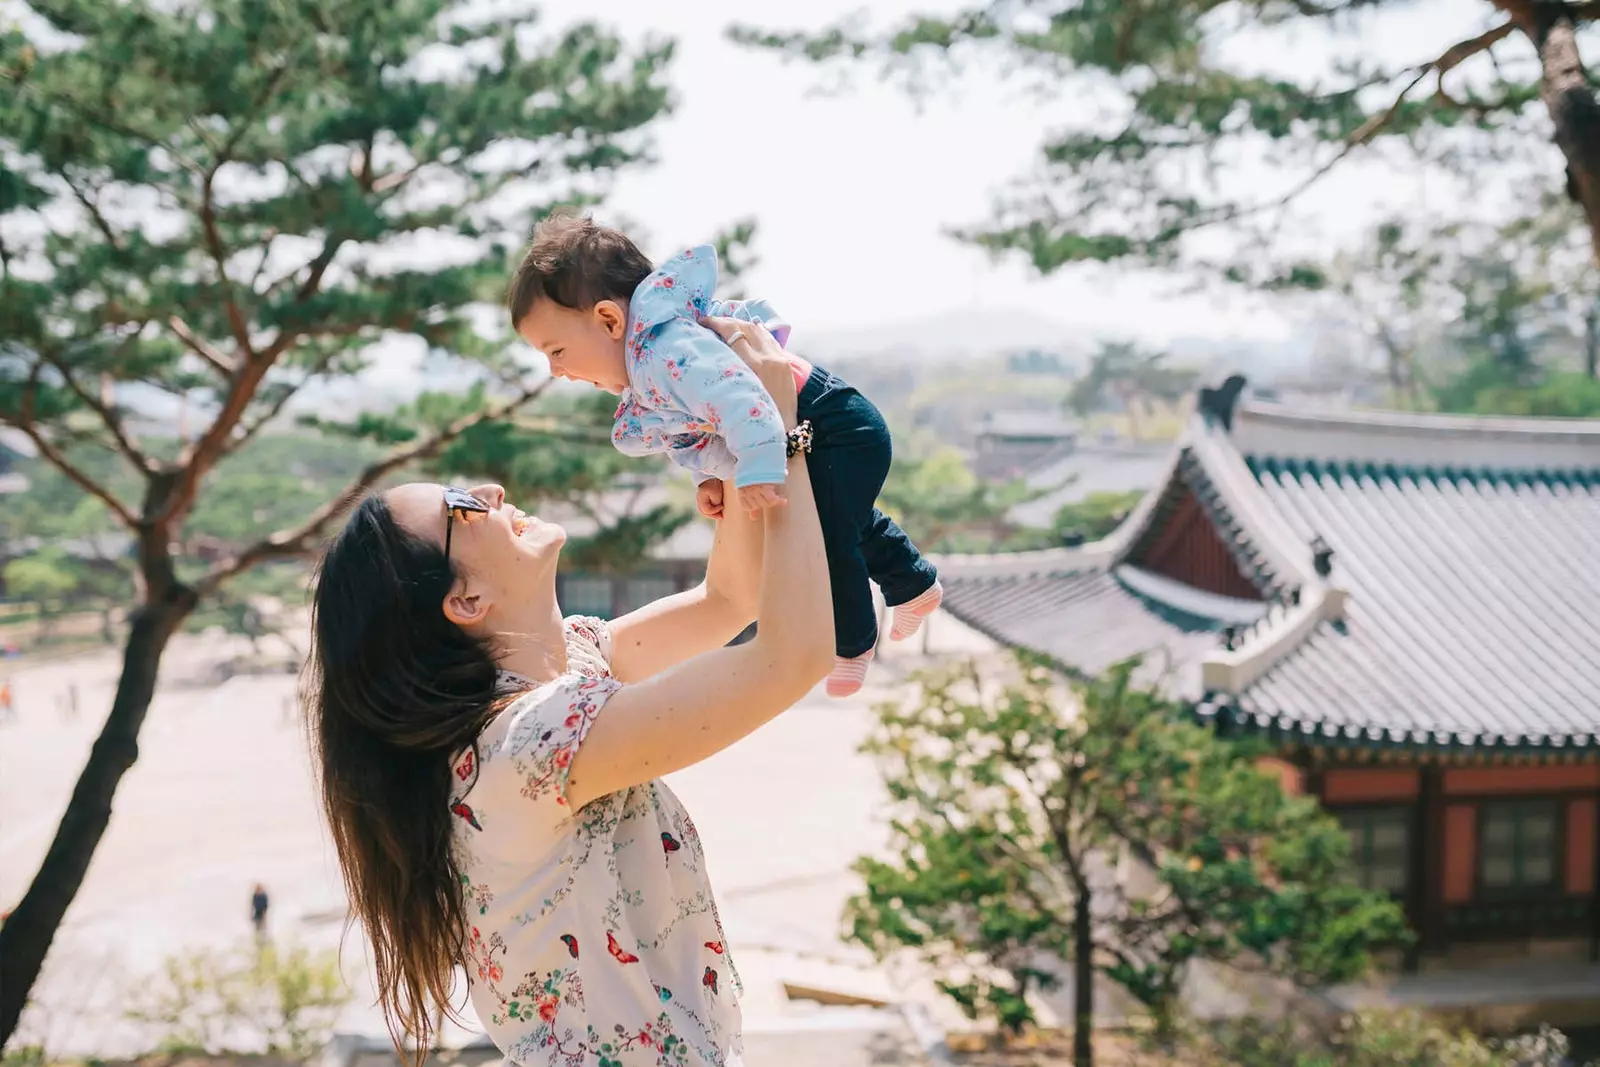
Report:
890,581,944,641
826,650,874,698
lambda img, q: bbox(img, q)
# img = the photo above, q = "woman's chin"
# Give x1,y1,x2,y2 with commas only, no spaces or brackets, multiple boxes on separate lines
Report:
518,519,567,553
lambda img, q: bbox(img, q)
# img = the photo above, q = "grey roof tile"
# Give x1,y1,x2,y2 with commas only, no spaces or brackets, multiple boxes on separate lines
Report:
1236,462,1600,748
940,568,1225,700
937,398,1600,753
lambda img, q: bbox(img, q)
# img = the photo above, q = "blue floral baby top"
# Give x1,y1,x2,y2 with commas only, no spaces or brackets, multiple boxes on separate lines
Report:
449,617,742,1065
611,246,793,489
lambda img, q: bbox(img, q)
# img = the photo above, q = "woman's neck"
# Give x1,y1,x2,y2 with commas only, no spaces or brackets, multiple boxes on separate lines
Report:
492,599,568,683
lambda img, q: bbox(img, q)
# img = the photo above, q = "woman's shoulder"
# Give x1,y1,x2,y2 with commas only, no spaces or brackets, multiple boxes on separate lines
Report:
452,668,624,844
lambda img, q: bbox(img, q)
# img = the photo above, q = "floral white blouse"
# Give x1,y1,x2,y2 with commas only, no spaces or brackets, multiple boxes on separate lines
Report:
448,617,742,1066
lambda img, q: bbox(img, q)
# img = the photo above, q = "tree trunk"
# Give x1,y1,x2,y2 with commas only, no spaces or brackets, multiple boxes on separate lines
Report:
1073,888,1094,1067
1585,300,1598,379
0,584,196,1045
1507,3,1600,266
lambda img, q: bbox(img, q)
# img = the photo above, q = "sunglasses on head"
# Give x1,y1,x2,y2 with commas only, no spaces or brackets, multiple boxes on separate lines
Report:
443,486,491,561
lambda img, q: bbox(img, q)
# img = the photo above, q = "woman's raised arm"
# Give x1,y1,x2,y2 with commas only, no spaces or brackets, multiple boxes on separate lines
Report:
564,321,832,809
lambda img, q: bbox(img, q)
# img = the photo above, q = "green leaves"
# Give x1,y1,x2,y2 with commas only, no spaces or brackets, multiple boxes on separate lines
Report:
1,0,675,558
846,655,1410,1038
734,2,1576,287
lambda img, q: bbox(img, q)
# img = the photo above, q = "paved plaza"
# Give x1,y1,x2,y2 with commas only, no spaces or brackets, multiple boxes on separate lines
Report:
0,614,995,1059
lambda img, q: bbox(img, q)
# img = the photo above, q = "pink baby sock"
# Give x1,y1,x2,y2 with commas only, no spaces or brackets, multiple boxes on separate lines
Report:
826,650,874,698
890,581,944,641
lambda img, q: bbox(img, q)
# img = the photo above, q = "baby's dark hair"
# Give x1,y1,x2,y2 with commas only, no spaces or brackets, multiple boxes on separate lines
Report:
507,213,653,327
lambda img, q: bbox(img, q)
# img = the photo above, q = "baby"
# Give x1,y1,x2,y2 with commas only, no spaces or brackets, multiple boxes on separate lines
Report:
508,214,942,697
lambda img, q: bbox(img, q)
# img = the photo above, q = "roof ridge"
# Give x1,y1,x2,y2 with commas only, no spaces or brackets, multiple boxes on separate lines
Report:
1240,400,1600,440
1168,413,1352,695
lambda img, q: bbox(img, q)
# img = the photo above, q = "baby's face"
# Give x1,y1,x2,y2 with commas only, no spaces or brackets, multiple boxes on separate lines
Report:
517,298,630,394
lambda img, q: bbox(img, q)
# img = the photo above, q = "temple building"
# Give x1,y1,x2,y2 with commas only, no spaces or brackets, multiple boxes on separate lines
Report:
939,377,1600,966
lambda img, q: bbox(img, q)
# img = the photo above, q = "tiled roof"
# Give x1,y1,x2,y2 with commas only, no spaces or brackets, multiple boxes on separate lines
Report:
939,567,1240,698
936,386,1600,756
1233,460,1600,751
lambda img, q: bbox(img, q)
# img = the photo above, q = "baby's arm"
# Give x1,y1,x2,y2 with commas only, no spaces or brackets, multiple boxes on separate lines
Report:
642,318,789,492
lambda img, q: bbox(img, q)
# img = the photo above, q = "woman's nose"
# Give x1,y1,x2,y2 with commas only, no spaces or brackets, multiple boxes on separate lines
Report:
471,484,505,509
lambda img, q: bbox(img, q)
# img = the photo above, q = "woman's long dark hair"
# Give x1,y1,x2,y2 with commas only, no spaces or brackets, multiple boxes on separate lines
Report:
303,494,502,1060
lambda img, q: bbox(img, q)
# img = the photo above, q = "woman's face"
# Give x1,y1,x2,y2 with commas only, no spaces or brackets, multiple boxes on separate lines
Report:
386,482,566,624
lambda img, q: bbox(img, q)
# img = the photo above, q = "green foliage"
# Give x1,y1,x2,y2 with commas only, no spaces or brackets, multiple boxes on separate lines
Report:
1336,194,1600,415
2,545,130,642
2,550,79,607
0,0,674,541
124,942,350,1060
1067,342,1197,443
1181,1012,1586,1067
732,3,1575,286
1051,490,1143,545
846,656,1409,1043
1448,370,1600,417
0,1046,45,1067
877,446,1042,552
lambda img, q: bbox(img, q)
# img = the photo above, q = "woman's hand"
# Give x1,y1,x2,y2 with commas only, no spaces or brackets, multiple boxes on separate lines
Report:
698,316,799,430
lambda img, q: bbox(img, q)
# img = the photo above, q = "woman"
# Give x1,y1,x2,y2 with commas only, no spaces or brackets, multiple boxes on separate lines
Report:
304,318,832,1066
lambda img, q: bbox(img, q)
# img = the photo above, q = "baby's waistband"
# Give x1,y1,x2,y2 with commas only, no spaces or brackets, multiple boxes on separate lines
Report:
787,354,813,393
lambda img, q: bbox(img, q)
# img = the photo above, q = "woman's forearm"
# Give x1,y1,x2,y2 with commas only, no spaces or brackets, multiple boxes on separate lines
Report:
746,452,831,677
703,483,763,621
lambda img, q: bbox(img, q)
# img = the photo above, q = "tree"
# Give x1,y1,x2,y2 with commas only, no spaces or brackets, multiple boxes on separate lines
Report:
877,446,1043,552
1067,342,1196,441
1328,192,1600,414
2,548,78,636
1050,490,1143,546
845,656,1408,1067
733,2,1600,279
1325,221,1445,407
0,0,673,1040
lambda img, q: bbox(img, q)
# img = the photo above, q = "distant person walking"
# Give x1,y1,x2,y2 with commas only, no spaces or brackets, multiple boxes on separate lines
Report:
250,883,269,940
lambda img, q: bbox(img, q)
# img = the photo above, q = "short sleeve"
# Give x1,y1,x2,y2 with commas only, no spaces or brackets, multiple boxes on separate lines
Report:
459,673,623,850
448,617,621,848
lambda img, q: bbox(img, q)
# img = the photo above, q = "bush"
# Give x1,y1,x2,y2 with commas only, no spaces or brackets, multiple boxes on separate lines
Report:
1174,1011,1589,1067
124,942,349,1060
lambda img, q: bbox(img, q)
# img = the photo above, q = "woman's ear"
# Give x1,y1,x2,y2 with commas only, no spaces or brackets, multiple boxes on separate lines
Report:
443,580,492,629
594,299,627,340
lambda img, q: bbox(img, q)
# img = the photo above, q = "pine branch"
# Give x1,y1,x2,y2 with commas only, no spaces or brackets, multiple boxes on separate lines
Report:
65,180,123,255
167,315,235,376
224,348,346,456
194,377,555,596
158,351,278,526
37,352,154,474
198,170,255,360
1271,20,1516,210
11,367,137,527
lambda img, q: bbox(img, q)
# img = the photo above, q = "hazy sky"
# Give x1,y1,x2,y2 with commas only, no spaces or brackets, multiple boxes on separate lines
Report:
529,0,1514,345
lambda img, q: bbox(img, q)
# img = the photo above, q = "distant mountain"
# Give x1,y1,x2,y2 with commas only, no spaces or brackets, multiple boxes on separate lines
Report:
802,308,1323,382
804,308,1089,363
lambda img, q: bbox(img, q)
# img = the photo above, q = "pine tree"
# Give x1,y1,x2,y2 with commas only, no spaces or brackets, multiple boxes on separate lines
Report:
0,0,673,1038
733,2,1600,279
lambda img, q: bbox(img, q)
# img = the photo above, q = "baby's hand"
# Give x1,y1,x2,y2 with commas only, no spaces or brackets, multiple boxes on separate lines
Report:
697,481,725,519
736,482,787,518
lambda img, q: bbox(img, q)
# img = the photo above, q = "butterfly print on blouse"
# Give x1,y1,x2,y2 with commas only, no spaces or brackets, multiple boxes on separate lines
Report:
606,931,640,965
452,801,483,832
